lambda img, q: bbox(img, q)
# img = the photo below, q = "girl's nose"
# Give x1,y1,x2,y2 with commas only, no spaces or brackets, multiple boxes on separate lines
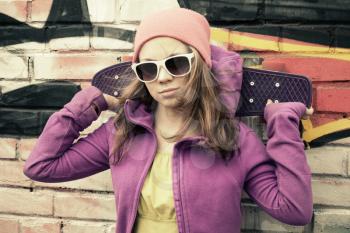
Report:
157,65,173,83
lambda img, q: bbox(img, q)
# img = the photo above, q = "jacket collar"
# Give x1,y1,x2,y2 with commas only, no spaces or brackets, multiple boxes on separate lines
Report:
124,98,154,130
124,99,208,146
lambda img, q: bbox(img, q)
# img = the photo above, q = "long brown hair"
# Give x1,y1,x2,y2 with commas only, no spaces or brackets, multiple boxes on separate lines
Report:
109,46,240,165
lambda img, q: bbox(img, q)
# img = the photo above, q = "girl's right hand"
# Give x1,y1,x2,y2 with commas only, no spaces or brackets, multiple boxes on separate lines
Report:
265,99,314,120
102,93,119,111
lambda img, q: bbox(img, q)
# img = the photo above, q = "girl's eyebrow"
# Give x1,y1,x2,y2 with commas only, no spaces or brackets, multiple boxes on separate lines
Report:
141,47,191,61
141,52,185,61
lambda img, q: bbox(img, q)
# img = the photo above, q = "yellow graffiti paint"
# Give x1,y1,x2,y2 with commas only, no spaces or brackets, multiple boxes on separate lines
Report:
289,52,350,62
231,33,279,51
210,27,229,45
279,42,329,53
210,27,350,62
210,27,279,51
302,118,350,143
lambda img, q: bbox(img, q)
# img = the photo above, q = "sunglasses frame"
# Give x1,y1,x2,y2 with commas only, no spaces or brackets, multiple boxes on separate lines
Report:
131,52,195,83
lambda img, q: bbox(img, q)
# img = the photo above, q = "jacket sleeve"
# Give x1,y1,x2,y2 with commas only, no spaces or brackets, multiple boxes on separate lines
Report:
23,86,112,183
242,102,313,225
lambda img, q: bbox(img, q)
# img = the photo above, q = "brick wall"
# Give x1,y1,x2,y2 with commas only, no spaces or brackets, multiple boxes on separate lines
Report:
0,1,349,232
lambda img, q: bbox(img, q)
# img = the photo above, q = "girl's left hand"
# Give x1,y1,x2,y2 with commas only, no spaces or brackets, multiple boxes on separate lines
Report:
266,99,314,120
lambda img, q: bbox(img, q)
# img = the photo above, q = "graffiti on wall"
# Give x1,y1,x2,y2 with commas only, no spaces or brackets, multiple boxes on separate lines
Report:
1,0,349,48
0,0,350,139
0,0,135,47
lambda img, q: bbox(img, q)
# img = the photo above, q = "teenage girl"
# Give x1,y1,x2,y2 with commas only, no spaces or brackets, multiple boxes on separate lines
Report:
24,7,314,233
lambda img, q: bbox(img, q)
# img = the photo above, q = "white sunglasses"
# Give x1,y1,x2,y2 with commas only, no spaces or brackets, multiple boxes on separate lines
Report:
131,52,195,83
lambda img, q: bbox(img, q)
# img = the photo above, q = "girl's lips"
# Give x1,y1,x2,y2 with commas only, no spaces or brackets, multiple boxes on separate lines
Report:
159,88,179,93
159,88,179,97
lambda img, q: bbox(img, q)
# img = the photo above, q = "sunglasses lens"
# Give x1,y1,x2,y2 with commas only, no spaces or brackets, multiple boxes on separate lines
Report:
135,63,157,81
165,56,190,76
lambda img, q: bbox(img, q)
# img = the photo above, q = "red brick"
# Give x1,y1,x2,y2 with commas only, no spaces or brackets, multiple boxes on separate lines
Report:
62,220,107,233
30,0,53,22
121,54,133,62
0,218,19,233
262,61,287,72
33,53,121,80
119,1,179,22
315,84,350,112
312,178,350,207
305,147,347,176
0,1,28,22
49,37,89,51
86,0,116,23
18,138,37,161
348,154,350,176
21,219,61,233
0,187,53,215
0,54,28,79
310,113,346,127
0,138,17,159
0,160,32,186
90,37,133,50
54,193,115,220
34,170,113,192
106,224,116,233
46,25,90,50
314,209,350,233
261,54,350,82
79,81,92,89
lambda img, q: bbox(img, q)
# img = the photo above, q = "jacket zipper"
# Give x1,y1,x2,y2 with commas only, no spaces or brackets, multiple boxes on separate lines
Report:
123,101,160,233
127,125,158,233
127,132,187,233
176,148,187,233
173,138,203,233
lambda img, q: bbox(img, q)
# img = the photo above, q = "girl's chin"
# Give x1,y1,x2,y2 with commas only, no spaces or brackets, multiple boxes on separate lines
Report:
157,99,181,109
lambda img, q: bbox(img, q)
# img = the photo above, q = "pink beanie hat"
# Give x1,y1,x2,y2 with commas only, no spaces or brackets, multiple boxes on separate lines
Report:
132,8,212,68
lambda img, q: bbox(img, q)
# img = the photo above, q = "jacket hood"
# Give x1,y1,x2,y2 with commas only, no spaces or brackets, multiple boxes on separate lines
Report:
210,44,243,117
125,44,243,128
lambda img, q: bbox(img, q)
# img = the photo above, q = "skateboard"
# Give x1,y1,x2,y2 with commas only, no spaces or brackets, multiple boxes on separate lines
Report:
91,62,312,117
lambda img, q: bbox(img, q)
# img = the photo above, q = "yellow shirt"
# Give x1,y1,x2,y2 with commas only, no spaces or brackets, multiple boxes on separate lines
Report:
132,151,179,233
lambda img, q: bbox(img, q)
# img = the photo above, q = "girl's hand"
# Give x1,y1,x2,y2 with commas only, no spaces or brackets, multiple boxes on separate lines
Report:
266,99,314,120
103,93,119,111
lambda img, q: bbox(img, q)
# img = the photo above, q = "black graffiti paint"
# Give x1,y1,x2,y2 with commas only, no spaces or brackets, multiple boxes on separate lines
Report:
178,0,350,48
179,0,350,22
0,81,81,136
1,0,350,136
1,0,350,47
0,0,135,47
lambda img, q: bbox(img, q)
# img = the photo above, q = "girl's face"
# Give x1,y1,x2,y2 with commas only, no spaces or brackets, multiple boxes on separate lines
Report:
138,37,192,109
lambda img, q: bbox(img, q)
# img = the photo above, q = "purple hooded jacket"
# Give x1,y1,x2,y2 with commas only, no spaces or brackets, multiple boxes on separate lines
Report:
23,45,313,233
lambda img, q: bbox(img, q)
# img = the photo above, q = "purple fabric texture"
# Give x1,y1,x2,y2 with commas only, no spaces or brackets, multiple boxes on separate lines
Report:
24,45,313,233
210,44,243,116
